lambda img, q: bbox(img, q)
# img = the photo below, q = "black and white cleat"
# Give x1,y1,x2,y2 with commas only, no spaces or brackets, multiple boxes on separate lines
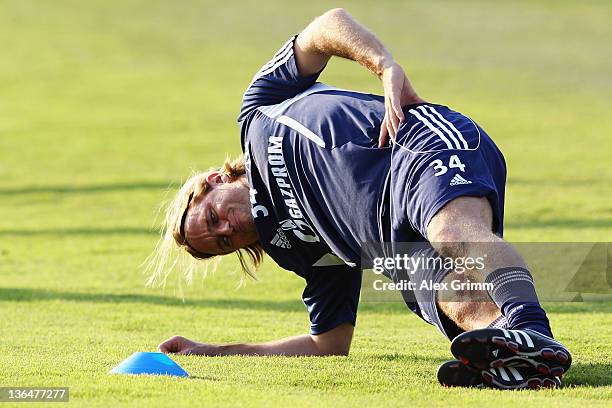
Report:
450,328,572,378
437,359,562,390
481,365,562,389
437,360,484,388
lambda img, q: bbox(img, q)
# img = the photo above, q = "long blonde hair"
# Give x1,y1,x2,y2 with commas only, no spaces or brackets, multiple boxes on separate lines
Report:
145,155,264,288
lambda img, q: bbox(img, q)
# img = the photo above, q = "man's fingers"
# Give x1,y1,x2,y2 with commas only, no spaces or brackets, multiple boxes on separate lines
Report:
158,341,174,354
158,336,183,354
391,98,405,123
386,123,394,141
385,99,395,139
378,116,388,148
391,95,405,134
389,95,404,135
385,113,394,141
380,64,410,143
390,109,399,135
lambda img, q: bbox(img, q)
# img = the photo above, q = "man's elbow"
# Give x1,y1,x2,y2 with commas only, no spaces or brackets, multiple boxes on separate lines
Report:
324,8,348,17
311,323,354,356
333,347,351,357
317,345,350,357
318,8,349,23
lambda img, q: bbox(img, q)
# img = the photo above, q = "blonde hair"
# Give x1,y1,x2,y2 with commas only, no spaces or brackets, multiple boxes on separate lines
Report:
145,155,264,288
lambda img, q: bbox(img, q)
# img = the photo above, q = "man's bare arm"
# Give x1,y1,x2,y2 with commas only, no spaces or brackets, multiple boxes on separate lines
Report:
295,8,425,144
295,8,392,77
159,322,354,357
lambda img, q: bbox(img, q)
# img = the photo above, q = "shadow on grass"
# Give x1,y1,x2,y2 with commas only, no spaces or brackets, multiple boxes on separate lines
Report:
543,302,612,314
505,218,612,229
0,287,304,312
2,288,608,314
372,352,447,365
563,362,612,387
186,375,221,381
359,302,612,314
370,355,612,387
0,181,175,196
0,227,158,236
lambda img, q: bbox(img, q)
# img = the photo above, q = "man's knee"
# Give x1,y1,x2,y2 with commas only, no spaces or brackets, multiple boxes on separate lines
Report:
427,196,497,258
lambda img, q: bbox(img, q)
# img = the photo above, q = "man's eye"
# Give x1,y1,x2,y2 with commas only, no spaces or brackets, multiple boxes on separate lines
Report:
210,210,217,224
222,237,231,248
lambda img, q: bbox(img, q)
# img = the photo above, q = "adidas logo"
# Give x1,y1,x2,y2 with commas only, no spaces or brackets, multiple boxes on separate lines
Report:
270,229,291,249
449,174,472,186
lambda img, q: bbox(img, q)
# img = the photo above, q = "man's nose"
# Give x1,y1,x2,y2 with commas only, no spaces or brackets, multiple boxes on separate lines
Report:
215,219,232,235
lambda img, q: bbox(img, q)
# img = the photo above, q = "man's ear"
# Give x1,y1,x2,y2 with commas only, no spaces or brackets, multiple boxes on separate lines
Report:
205,171,229,186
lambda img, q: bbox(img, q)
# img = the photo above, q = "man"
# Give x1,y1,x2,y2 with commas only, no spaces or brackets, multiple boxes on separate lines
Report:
151,8,572,389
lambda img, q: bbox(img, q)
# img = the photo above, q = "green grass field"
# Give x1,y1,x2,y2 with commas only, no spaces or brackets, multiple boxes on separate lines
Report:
1,0,611,406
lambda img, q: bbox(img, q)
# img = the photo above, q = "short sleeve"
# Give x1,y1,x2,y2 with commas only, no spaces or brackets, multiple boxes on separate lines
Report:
238,36,323,122
301,265,362,335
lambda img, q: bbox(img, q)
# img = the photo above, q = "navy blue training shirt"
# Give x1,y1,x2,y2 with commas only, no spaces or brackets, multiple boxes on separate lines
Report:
237,36,506,335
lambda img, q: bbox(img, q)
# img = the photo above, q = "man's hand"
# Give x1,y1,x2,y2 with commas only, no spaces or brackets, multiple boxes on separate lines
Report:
294,9,425,147
158,323,353,357
379,62,425,147
158,335,217,356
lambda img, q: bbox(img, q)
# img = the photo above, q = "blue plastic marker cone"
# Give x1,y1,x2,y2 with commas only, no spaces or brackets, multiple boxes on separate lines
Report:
110,352,189,377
